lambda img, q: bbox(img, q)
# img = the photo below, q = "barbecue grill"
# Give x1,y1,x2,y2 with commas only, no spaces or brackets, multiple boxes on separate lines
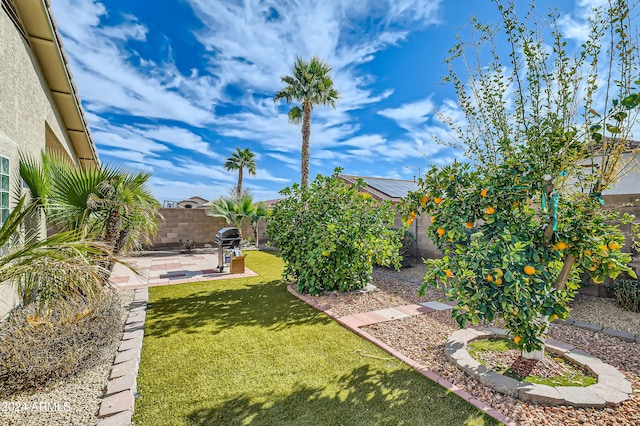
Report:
214,227,242,272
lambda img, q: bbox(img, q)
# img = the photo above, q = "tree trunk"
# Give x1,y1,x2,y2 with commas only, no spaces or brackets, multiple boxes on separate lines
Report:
300,101,312,189
100,210,122,275
525,175,575,360
114,226,130,255
523,315,550,360
237,168,243,199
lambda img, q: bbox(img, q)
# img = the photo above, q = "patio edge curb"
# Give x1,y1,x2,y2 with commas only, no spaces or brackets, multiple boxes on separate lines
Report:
97,287,148,426
287,283,517,426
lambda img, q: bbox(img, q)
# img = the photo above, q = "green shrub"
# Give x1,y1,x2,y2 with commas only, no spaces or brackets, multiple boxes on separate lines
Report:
608,279,640,312
266,169,401,295
0,292,126,396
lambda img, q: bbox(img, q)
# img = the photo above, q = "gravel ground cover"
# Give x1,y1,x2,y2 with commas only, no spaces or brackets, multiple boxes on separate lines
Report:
309,263,640,426
0,290,134,426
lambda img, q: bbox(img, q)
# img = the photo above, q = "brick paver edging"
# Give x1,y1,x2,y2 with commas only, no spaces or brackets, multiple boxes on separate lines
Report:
287,284,517,426
96,287,148,426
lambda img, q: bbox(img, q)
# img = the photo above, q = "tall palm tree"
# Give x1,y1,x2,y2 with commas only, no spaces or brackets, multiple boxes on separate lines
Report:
224,148,256,199
274,56,340,188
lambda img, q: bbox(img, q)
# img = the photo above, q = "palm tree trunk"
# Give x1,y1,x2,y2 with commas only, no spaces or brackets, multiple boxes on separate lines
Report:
100,210,122,275
301,101,312,189
114,226,130,255
237,168,243,199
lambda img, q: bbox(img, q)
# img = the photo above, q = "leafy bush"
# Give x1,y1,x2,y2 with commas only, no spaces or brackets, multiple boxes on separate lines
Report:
266,169,401,295
179,239,196,252
0,292,126,396
608,279,640,312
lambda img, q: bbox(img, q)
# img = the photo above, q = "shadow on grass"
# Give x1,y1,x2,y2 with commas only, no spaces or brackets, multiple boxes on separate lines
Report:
186,364,496,426
145,279,329,338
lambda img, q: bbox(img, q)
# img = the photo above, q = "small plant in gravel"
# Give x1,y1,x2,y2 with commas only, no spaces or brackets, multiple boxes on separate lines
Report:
608,279,640,312
402,0,639,357
0,292,125,396
266,168,401,295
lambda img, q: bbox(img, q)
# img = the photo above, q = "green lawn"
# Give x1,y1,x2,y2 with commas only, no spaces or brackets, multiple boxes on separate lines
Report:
133,251,501,426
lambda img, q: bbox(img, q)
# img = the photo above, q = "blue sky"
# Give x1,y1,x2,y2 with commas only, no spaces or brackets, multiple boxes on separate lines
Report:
50,0,603,203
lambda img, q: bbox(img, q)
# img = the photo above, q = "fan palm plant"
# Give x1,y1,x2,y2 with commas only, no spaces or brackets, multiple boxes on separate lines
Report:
19,152,162,257
0,195,114,314
274,56,340,188
224,148,256,199
207,195,257,239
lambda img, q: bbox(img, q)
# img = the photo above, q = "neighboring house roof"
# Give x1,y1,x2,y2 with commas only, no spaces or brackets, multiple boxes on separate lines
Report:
339,175,419,203
12,0,98,167
259,199,281,208
178,196,209,208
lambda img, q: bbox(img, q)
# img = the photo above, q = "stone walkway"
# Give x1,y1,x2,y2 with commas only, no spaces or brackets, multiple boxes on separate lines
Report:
108,252,257,290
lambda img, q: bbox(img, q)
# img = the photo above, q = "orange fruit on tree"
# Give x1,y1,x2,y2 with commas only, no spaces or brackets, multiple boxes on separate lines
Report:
465,221,474,229
437,227,446,237
513,308,519,315
494,277,503,286
445,269,454,278
494,268,504,278
485,206,495,215
480,189,488,197
434,197,443,204
486,274,494,283
406,217,414,225
422,195,429,203
553,241,568,250
584,249,592,256
588,265,597,271
524,265,536,276
607,241,621,250
551,314,559,321
513,336,522,344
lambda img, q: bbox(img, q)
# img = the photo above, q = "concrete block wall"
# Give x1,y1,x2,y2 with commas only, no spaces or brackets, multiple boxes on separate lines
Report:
144,208,254,249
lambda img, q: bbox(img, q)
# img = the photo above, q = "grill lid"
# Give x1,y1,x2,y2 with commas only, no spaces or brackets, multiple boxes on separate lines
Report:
214,227,241,247
216,227,240,240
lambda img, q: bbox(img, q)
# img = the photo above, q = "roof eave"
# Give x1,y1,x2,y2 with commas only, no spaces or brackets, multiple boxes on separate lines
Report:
15,0,99,167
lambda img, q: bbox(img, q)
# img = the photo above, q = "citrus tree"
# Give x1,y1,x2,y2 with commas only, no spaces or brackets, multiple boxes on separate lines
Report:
267,169,401,295
403,0,639,356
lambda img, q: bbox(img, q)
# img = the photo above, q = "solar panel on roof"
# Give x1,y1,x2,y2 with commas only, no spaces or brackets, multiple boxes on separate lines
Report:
360,177,419,198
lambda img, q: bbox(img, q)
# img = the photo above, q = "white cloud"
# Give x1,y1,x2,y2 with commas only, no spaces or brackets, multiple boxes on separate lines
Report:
138,126,217,157
378,97,436,130
51,0,218,126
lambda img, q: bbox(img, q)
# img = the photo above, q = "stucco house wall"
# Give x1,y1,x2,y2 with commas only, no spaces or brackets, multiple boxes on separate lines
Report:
0,6,78,172
0,1,97,319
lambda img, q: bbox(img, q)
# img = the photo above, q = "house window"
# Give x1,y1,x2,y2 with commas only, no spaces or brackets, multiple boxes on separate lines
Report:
0,156,9,225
